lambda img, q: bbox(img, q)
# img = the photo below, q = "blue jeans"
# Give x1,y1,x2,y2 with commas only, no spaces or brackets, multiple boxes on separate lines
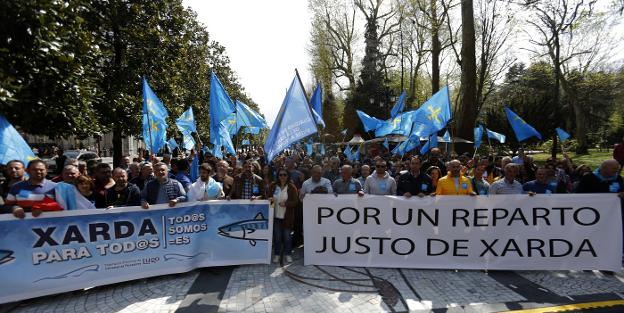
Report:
273,218,292,256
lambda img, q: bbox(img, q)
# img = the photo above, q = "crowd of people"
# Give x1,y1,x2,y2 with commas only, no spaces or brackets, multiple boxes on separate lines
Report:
1,143,623,264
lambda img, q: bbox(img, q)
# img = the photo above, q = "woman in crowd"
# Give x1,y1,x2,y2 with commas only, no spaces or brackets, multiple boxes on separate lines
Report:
261,165,274,198
572,164,592,192
427,166,442,191
268,168,299,264
75,175,104,207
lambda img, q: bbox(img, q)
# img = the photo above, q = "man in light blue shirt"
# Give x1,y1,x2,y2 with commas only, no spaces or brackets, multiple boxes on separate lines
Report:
300,165,332,200
489,164,523,195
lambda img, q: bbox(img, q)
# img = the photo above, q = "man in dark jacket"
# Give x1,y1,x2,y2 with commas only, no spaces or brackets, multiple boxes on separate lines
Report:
421,148,447,176
397,156,434,197
141,163,186,209
576,159,624,269
104,168,141,208
229,160,265,200
130,162,154,191
576,159,624,195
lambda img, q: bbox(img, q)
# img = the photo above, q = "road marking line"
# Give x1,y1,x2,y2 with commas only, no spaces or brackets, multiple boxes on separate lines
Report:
504,300,624,312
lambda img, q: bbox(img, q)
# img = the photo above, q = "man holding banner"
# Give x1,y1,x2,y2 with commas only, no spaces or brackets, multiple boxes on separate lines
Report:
5,160,58,218
332,165,362,195
488,163,523,195
435,160,475,196
140,162,187,209
188,163,224,201
363,158,397,196
396,156,434,197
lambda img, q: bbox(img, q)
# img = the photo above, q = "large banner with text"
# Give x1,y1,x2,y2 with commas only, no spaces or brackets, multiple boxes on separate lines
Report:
0,200,272,304
304,194,621,271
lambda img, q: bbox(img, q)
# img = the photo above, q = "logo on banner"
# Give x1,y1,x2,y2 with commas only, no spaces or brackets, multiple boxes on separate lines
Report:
0,250,15,265
218,212,269,246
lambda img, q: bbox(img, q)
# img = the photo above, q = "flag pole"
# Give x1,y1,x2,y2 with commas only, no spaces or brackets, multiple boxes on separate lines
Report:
235,102,239,153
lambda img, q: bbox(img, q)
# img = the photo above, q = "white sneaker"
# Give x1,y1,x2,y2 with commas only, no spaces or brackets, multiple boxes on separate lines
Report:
272,255,279,263
285,255,293,263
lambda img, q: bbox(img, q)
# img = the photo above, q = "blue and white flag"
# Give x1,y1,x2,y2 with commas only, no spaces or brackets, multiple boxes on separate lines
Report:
167,138,179,151
407,86,452,137
181,133,195,151
226,112,239,136
231,100,268,136
210,72,236,154
393,135,420,156
176,107,197,151
320,144,326,156
244,127,261,135
357,110,383,133
0,114,36,165
383,137,389,150
55,182,95,211
176,107,197,134
344,145,352,159
486,128,506,144
238,101,268,128
212,145,223,159
556,127,571,142
375,112,414,137
442,130,451,142
142,78,169,153
420,134,438,155
305,143,313,155
242,139,251,146
352,146,360,161
189,155,199,182
310,84,325,127
504,107,542,142
390,90,407,118
263,73,318,162
474,125,485,148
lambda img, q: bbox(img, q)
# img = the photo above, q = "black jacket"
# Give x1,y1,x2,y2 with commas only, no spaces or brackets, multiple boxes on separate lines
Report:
104,183,141,208
576,172,624,194
396,171,434,195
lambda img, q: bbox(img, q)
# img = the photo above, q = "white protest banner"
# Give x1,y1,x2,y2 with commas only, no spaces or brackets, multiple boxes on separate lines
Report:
303,194,622,271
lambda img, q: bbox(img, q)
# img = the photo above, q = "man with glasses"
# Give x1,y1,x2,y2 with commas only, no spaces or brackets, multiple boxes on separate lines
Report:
363,158,397,195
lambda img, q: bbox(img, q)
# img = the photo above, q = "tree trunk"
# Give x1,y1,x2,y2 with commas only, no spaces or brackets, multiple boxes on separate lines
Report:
113,126,122,167
456,0,477,141
551,134,558,158
430,0,441,94
111,0,124,166
572,99,588,154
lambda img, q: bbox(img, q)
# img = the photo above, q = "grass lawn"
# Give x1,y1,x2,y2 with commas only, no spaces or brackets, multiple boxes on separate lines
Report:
529,149,613,170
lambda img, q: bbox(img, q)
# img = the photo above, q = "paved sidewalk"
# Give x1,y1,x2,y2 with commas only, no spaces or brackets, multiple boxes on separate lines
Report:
5,250,624,313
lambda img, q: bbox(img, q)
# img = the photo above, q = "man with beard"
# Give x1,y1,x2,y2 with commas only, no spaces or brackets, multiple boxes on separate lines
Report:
229,160,264,200
105,168,141,208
